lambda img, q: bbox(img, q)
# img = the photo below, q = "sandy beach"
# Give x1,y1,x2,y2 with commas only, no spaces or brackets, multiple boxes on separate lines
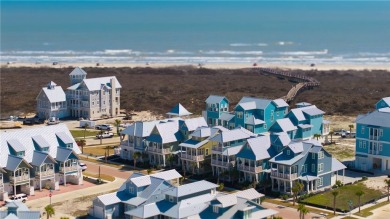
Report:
2,61,390,71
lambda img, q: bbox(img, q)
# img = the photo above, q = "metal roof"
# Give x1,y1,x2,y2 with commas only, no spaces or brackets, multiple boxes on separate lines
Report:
179,139,209,149
69,67,87,75
165,180,217,197
331,158,347,172
236,136,274,160
356,109,390,128
190,127,211,138
41,85,66,103
300,105,325,116
288,142,304,153
163,193,214,218
30,151,56,167
125,203,161,218
222,144,244,156
7,139,26,152
290,108,306,121
5,155,32,171
220,112,235,121
131,175,152,187
216,194,237,208
56,147,76,162
379,97,390,106
0,124,80,168
272,99,289,108
246,115,265,125
205,95,228,104
235,188,264,200
70,76,122,91
209,128,253,143
97,192,122,206
298,175,319,181
298,124,313,129
272,118,297,132
182,117,207,131
271,132,291,146
56,132,74,144
151,169,182,181
32,135,50,149
148,120,183,144
121,120,161,137
309,146,322,153
237,97,271,110
296,102,312,107
166,103,192,117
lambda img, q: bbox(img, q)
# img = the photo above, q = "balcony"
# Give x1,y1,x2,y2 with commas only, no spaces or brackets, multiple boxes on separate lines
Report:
120,141,134,148
237,165,263,173
368,150,379,155
369,135,379,141
211,159,235,167
148,147,171,154
60,165,78,173
180,153,205,162
10,174,30,184
271,170,298,180
36,170,55,178
212,146,223,152
0,180,3,188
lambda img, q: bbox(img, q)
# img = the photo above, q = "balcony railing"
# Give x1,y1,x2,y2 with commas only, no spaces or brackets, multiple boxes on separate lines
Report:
211,159,235,167
60,165,78,173
10,174,30,183
369,135,379,141
36,170,55,178
237,165,263,173
368,150,379,155
120,141,134,148
180,153,205,162
0,180,3,187
271,170,298,180
212,146,223,152
148,147,171,154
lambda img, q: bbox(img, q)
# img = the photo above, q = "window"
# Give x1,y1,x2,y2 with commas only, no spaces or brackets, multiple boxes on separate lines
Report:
237,112,243,119
318,163,324,172
276,111,279,116
361,126,365,134
312,153,316,159
380,129,383,137
205,149,209,156
213,206,219,213
318,151,324,159
264,124,267,129
92,102,94,106
317,177,323,187
363,141,366,149
359,141,362,148
129,187,134,194
312,164,316,172
379,144,383,151
286,150,290,155
302,164,307,173
169,196,174,202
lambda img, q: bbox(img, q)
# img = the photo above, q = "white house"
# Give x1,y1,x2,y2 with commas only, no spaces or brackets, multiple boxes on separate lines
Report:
36,81,68,119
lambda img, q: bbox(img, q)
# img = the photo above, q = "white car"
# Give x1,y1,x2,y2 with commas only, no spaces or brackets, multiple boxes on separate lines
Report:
95,124,113,131
79,163,87,171
5,193,28,203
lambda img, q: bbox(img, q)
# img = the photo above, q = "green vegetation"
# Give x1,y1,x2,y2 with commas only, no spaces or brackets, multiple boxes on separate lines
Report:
45,205,55,219
83,172,115,182
354,201,389,217
83,146,115,157
301,183,383,212
70,130,100,138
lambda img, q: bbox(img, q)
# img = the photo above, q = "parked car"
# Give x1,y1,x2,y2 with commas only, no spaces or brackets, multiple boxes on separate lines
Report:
96,131,114,139
47,117,60,125
95,124,113,131
334,129,350,136
5,193,28,203
79,163,87,171
23,116,44,125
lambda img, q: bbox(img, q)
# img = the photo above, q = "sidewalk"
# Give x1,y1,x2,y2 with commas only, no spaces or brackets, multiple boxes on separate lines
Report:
26,177,126,210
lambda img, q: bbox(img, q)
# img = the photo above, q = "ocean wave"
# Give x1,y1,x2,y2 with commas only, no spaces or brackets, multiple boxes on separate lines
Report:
279,49,328,56
277,41,294,46
200,50,263,55
230,43,268,47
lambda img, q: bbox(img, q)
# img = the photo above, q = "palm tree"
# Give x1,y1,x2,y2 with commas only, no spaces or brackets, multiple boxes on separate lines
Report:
190,162,197,175
133,152,141,168
355,190,364,213
329,131,334,144
292,182,304,206
348,124,354,137
83,123,89,139
314,133,321,140
297,204,305,219
385,179,390,201
114,119,121,136
301,206,309,219
331,190,339,215
166,154,174,169
45,205,55,219
78,139,86,154
147,168,153,175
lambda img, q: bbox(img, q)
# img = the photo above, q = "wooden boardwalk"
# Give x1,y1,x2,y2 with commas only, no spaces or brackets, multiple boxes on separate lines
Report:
255,67,320,103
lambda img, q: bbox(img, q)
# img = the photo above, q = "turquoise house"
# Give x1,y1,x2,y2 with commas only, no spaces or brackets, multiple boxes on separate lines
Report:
375,97,390,109
355,103,390,172
204,95,230,126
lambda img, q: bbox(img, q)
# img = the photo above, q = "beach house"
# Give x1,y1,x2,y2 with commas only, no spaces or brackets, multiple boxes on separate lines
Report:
36,81,69,119
375,96,390,109
203,95,230,126
210,127,254,180
90,169,277,219
354,99,390,172
269,139,346,194
0,124,82,201
66,67,121,120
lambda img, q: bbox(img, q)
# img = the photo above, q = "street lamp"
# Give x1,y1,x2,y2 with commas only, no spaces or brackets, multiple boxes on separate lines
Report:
49,188,52,205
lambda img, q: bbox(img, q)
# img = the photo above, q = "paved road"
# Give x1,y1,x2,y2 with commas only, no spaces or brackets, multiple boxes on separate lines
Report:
368,201,390,219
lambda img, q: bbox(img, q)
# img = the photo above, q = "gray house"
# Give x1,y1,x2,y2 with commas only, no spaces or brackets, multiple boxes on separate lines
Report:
0,201,40,219
36,81,68,119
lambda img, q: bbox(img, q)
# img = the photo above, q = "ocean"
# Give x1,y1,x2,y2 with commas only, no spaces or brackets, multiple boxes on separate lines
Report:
1,1,390,66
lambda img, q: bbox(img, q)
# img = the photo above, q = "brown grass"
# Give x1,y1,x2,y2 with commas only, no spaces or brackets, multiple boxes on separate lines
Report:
1,66,389,118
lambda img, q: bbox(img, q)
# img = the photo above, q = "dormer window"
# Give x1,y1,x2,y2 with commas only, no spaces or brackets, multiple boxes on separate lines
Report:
213,206,219,213
286,150,290,156
129,187,134,194
17,151,25,157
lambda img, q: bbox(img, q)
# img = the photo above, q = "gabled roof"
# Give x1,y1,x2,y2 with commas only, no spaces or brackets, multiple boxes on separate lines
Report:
331,158,347,171
5,155,32,171
148,120,183,144
121,120,160,137
180,139,209,149
0,124,80,168
288,142,304,153
271,118,297,132
246,115,265,125
272,99,289,108
220,112,235,121
166,103,192,117
270,132,291,146
162,193,214,218
69,67,87,75
56,147,78,162
69,76,122,91
290,108,306,121
56,132,74,144
296,102,312,107
182,117,207,131
7,139,26,152
209,128,253,143
131,175,152,187
235,188,264,200
236,136,275,160
30,151,56,167
46,81,57,87
237,97,272,110
125,203,161,218
270,140,321,165
190,127,211,138
377,97,390,107
97,191,129,206
165,180,218,197
39,84,66,103
32,135,50,149
205,95,228,104
151,169,182,181
356,109,390,128
300,105,325,116
298,124,313,129
222,145,244,156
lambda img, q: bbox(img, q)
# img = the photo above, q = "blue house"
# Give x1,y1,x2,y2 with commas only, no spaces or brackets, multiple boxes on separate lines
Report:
233,97,289,134
204,95,230,126
91,170,278,219
286,104,329,140
0,201,40,219
269,139,346,194
375,97,390,109
355,105,390,172
269,118,298,139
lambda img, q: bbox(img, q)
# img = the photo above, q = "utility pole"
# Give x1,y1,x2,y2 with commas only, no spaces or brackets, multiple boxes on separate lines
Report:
49,188,52,205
